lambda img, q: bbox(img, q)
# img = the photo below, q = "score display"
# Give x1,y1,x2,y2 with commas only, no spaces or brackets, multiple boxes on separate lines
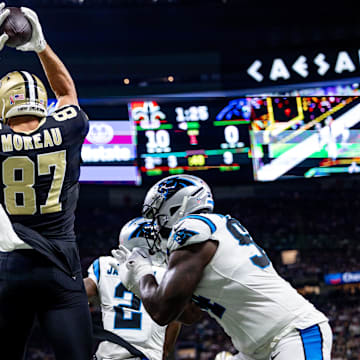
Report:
129,99,254,184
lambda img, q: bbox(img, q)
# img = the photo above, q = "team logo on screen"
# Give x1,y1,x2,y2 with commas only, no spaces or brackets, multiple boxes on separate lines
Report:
130,101,165,129
216,98,252,121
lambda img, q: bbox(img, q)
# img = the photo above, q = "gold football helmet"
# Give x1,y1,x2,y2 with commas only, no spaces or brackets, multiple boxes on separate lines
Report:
0,71,48,124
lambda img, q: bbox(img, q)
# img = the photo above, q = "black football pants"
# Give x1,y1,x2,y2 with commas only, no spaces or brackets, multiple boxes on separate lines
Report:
0,249,93,360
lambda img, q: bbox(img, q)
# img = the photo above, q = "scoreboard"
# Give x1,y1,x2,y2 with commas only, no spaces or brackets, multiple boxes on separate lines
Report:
70,95,360,185
128,99,254,184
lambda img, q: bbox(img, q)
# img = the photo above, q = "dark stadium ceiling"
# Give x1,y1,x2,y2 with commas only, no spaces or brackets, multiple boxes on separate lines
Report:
2,0,360,96
4,0,224,5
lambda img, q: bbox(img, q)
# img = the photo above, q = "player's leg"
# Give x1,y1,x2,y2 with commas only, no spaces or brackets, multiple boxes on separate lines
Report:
270,322,333,360
38,267,93,360
0,251,36,359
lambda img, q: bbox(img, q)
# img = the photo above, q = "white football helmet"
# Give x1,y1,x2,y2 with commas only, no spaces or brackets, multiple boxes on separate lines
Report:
119,217,166,266
142,175,214,249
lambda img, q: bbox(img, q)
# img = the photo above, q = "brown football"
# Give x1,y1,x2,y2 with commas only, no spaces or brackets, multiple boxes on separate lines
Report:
0,7,32,48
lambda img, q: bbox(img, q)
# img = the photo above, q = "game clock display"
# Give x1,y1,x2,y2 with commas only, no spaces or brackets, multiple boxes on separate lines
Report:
129,99,254,184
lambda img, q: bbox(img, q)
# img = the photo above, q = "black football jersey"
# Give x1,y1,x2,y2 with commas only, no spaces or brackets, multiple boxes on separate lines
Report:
0,105,89,242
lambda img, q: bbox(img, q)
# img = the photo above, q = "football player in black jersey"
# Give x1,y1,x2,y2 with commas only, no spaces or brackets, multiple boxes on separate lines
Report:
0,4,92,360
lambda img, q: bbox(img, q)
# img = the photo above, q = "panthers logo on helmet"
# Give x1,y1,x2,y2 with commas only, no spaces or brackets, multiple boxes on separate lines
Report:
157,177,195,200
129,222,154,241
173,229,199,245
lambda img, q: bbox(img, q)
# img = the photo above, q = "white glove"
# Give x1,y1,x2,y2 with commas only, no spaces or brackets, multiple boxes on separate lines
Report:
0,3,10,51
16,7,46,53
111,246,154,297
109,245,131,272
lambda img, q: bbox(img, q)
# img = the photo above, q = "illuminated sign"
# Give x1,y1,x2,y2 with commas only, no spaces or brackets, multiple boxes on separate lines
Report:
250,96,360,181
325,271,360,285
79,120,139,184
246,49,360,85
129,99,253,184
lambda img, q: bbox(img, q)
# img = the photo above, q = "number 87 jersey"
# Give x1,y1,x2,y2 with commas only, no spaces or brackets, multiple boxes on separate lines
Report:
0,105,88,242
168,213,328,356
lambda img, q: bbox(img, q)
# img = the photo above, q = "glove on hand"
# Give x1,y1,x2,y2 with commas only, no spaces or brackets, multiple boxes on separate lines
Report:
16,7,46,53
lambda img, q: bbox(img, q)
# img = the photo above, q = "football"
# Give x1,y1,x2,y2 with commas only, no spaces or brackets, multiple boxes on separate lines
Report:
0,7,32,48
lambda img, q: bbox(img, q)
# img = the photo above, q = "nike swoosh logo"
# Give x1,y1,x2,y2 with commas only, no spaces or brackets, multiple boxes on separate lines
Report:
271,352,280,360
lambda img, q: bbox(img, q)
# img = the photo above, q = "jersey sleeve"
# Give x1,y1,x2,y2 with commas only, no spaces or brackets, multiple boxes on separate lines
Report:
51,105,89,141
167,215,213,253
87,257,101,287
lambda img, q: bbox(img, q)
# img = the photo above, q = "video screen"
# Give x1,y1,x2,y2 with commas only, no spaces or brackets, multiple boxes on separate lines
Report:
250,96,360,181
79,119,139,184
47,100,140,185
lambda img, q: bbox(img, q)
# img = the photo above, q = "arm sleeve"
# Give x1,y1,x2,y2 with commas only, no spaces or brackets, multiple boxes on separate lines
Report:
167,216,212,253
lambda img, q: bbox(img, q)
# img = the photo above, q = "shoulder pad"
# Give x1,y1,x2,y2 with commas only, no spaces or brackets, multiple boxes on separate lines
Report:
167,215,214,253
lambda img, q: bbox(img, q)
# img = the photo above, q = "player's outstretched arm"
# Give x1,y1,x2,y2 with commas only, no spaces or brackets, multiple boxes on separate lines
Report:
17,7,78,108
140,241,216,326
37,44,78,108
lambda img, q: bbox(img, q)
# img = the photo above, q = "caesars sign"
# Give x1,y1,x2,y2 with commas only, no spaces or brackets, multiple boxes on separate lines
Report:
246,49,360,84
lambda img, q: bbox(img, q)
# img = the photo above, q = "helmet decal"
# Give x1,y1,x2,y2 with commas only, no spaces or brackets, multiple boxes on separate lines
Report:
128,222,154,241
157,177,196,200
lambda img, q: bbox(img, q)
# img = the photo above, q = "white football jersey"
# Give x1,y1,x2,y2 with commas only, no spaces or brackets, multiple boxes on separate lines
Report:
168,213,328,357
88,256,167,360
